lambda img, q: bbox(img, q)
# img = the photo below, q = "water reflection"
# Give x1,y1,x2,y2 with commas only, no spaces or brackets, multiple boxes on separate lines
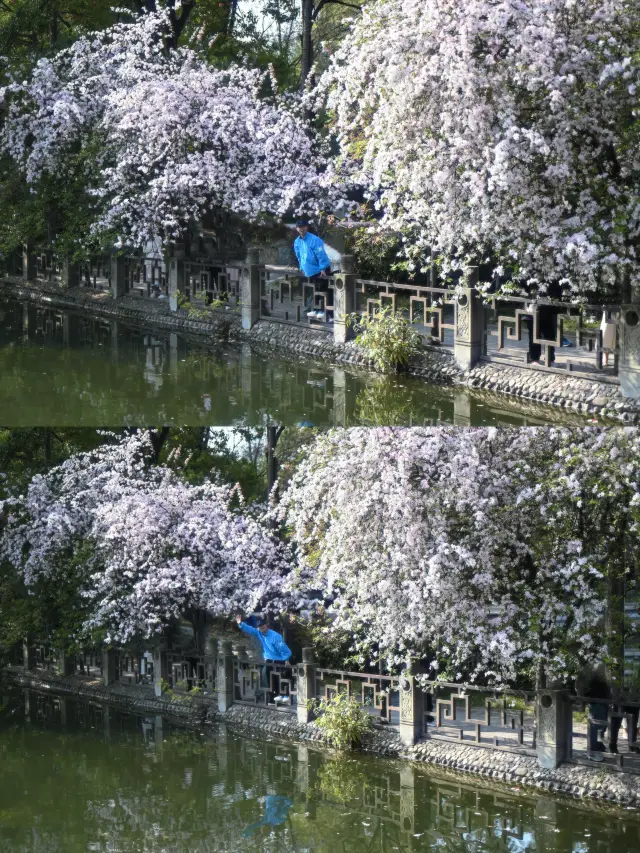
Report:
0,686,638,852
0,296,602,426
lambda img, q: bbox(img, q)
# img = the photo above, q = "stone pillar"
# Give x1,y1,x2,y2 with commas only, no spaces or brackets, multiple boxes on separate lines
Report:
22,242,37,281
56,648,75,677
153,646,170,697
167,257,185,313
297,647,317,725
333,255,356,344
22,639,36,671
536,688,572,769
618,305,640,399
454,268,485,371
60,257,78,290
399,658,425,746
241,249,261,330
102,648,117,686
111,254,126,299
217,640,235,712
24,689,37,721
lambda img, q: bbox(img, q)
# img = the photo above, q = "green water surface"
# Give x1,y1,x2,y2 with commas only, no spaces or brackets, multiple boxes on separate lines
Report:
1,685,639,852
0,296,604,427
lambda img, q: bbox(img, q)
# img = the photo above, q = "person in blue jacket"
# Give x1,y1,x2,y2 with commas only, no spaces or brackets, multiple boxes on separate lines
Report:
293,218,332,318
235,614,292,661
235,613,292,699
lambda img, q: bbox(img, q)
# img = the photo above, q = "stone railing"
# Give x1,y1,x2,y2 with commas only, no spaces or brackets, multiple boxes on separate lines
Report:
12,637,640,776
4,243,640,397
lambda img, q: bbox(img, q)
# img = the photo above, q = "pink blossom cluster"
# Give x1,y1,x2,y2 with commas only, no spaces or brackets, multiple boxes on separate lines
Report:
317,0,640,296
276,428,640,684
0,432,292,643
0,11,337,249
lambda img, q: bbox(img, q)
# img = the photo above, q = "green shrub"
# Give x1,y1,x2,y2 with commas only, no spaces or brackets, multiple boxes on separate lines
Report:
311,691,373,751
347,306,421,373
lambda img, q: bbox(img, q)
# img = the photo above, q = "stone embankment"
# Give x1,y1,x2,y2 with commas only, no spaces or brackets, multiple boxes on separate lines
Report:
5,666,640,810
4,279,640,422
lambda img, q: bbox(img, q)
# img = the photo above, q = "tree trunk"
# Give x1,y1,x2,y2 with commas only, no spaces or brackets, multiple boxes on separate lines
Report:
300,0,314,88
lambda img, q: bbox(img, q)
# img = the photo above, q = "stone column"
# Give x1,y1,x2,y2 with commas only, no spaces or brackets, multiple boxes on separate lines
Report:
618,305,640,399
217,640,235,713
454,267,485,371
102,648,117,686
22,638,36,671
56,648,75,677
153,646,170,697
111,254,126,299
399,658,425,746
241,249,261,330
22,242,37,282
297,647,317,725
536,688,572,769
167,257,185,313
333,255,356,345
60,257,78,290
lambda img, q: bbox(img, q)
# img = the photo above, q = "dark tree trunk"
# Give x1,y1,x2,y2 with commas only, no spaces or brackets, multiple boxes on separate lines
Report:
300,0,314,88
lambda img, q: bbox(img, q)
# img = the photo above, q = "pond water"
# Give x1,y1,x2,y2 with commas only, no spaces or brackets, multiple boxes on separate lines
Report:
1,685,639,852
0,295,602,427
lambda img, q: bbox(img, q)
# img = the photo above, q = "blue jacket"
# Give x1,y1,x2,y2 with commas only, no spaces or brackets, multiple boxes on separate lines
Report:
294,232,332,278
238,622,292,661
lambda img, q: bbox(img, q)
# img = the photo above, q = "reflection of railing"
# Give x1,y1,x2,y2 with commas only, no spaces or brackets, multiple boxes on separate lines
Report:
233,659,298,711
315,668,401,726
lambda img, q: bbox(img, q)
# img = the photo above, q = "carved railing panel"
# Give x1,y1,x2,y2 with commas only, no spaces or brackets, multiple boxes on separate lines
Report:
355,280,457,348
233,660,298,711
487,297,621,378
315,669,401,726
422,683,537,752
260,266,335,329
569,693,640,774
183,259,241,308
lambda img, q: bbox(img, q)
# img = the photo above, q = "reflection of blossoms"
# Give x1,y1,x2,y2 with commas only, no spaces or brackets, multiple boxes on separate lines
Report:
1,432,292,643
277,428,640,685
316,0,640,297
0,11,340,250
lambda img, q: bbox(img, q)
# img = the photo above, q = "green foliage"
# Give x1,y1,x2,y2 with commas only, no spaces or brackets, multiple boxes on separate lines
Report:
311,690,373,751
347,305,421,373
314,756,367,804
345,226,406,282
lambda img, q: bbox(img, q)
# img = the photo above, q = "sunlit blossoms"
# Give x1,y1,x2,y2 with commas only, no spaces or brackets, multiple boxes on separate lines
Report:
0,11,336,248
0,433,292,642
277,428,640,684
318,0,640,297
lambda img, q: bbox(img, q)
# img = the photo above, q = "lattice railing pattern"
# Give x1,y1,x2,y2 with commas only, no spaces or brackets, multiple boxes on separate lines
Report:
233,660,298,711
315,669,401,726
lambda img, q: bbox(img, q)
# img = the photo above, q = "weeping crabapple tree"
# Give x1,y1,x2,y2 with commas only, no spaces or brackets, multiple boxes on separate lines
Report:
317,0,640,298
276,427,640,687
0,432,293,646
0,10,340,251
